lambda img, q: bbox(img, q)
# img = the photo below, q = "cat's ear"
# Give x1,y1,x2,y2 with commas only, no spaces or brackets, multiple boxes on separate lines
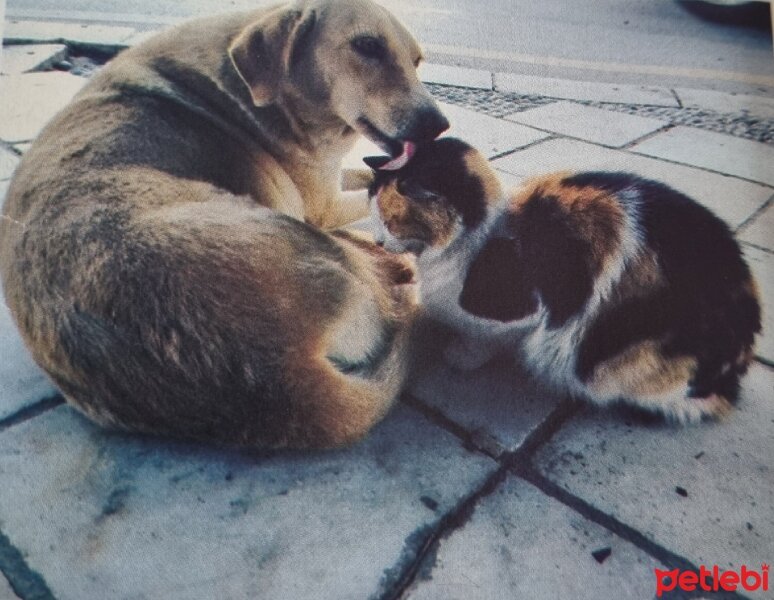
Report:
459,237,538,322
363,155,393,170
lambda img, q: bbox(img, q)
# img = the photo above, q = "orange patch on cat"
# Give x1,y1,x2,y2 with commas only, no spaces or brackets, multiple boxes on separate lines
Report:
508,173,626,274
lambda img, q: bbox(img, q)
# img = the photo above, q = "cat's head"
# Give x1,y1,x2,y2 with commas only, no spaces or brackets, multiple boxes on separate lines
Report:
364,137,503,254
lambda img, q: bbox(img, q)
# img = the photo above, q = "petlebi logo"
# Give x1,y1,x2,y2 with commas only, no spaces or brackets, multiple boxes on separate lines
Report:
654,563,769,597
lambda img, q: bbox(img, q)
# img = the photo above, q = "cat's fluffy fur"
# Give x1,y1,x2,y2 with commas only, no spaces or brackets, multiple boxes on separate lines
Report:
367,137,761,423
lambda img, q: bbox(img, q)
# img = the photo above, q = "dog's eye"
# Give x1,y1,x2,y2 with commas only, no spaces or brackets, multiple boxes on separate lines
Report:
351,36,386,60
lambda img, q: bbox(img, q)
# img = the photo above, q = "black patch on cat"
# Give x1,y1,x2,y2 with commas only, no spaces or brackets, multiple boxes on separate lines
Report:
459,237,538,321
511,194,595,326
574,173,761,401
460,193,595,326
368,137,488,228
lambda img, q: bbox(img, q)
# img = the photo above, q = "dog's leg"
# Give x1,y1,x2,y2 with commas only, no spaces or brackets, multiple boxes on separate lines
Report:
320,189,371,229
341,168,374,191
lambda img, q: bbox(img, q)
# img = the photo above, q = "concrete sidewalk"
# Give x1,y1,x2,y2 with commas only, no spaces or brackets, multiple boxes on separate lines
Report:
1,23,773,600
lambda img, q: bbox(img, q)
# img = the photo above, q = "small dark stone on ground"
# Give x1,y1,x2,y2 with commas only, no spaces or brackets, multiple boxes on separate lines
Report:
591,547,612,564
420,496,439,511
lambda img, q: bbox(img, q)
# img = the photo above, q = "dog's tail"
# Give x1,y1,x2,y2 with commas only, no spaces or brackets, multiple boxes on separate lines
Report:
281,229,417,448
281,286,416,448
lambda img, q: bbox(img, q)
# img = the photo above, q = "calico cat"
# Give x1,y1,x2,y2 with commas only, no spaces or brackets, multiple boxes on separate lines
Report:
365,137,761,423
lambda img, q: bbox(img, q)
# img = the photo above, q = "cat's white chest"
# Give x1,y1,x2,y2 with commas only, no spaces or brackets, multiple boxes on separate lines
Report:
417,236,586,391
418,250,470,327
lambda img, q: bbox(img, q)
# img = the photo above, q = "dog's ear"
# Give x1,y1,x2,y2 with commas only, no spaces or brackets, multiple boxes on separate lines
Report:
229,7,317,106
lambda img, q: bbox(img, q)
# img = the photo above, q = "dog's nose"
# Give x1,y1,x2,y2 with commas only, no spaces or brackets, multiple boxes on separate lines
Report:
407,105,450,142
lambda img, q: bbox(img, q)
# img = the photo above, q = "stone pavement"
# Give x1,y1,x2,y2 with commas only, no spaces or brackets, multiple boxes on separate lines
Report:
1,23,773,600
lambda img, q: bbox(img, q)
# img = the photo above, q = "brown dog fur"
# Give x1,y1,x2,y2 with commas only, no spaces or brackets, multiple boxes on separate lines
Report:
0,0,449,448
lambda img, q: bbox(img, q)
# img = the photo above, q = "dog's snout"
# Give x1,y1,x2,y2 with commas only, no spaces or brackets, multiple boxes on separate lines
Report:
405,105,449,142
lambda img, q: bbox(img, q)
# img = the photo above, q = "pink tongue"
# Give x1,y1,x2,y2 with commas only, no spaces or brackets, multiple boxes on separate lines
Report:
378,141,416,171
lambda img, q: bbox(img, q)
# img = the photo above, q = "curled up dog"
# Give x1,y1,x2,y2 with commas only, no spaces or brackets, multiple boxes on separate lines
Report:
0,0,449,448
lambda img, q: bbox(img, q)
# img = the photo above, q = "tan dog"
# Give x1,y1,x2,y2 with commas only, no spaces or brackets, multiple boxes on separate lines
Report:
0,0,448,448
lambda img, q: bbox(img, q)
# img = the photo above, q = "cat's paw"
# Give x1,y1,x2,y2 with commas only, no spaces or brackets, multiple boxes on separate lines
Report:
443,338,494,371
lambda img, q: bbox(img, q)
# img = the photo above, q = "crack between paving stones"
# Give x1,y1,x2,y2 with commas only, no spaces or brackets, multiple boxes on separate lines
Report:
622,148,774,189
754,356,774,369
512,466,752,600
379,397,579,600
0,529,56,600
374,464,509,600
488,134,558,162
735,194,774,234
400,393,502,459
620,123,676,150
741,241,774,256
670,89,684,109
0,140,23,157
0,395,64,434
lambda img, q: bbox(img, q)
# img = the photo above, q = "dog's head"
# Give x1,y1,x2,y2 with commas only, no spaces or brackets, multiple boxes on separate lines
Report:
229,0,449,158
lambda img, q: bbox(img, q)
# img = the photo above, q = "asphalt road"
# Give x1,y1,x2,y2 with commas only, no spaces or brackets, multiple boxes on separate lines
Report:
4,0,774,94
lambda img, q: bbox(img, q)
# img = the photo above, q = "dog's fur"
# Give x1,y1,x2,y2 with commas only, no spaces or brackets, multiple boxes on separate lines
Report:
368,138,761,423
0,0,449,448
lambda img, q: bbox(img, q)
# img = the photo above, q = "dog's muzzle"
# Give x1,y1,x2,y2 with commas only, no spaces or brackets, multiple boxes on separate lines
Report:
402,105,450,144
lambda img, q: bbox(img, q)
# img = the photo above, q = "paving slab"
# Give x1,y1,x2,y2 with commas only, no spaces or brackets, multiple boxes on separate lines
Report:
505,101,668,148
406,475,664,600
409,355,563,456
494,73,678,107
1,177,59,420
535,362,774,592
674,88,774,120
0,148,19,181
493,138,771,228
0,280,58,421
438,102,550,158
0,573,18,600
0,404,497,600
742,244,774,364
3,20,136,47
632,126,774,187
0,44,67,75
739,202,774,251
0,72,86,143
419,63,492,90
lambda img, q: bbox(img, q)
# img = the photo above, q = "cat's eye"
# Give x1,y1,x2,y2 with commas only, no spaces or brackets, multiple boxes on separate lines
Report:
351,36,386,60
